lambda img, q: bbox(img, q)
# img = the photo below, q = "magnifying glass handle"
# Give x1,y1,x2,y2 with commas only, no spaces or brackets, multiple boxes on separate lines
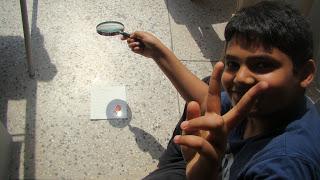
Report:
119,31,131,37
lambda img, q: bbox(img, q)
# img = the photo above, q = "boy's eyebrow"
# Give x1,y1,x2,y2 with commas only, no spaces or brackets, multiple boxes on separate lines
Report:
224,54,240,61
224,54,279,62
246,55,279,62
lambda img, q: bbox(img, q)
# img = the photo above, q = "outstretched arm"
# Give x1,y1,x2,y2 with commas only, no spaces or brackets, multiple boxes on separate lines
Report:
123,31,209,111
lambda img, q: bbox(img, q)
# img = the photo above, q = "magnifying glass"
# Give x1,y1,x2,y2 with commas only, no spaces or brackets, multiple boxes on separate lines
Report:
96,21,131,37
96,21,145,48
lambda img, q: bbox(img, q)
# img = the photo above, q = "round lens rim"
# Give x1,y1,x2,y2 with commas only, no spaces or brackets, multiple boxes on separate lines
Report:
96,21,125,36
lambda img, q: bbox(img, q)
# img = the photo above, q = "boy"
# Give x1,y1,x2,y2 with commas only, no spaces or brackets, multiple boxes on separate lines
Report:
123,1,319,179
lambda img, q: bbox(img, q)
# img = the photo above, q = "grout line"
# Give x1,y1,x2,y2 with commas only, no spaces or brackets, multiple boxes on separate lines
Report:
307,96,315,104
166,0,181,116
166,0,174,52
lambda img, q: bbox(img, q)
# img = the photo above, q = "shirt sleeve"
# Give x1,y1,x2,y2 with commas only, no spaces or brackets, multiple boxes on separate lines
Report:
239,156,320,180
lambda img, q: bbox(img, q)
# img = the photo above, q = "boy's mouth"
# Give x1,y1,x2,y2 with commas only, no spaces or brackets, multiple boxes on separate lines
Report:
231,90,262,115
230,88,249,103
231,92,242,104
231,87,265,112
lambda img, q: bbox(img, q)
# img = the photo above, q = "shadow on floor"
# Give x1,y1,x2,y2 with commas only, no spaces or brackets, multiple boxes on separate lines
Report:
0,0,57,178
0,32,57,180
129,125,165,160
165,0,235,61
106,99,165,160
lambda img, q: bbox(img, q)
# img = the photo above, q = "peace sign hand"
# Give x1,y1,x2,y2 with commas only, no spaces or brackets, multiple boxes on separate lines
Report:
174,62,269,180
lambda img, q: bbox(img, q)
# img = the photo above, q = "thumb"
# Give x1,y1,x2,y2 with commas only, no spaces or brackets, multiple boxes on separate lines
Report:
182,101,201,135
180,101,201,162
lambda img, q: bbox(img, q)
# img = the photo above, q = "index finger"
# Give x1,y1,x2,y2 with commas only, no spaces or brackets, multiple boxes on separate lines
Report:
223,81,269,132
206,61,224,114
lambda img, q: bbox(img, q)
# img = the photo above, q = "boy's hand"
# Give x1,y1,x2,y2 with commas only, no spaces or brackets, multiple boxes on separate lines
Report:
174,62,269,180
121,31,167,59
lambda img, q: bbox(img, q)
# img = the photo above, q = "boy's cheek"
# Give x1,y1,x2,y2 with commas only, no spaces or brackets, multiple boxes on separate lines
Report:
251,87,292,115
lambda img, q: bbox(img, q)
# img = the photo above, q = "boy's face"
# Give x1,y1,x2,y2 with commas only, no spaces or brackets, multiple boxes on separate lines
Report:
222,37,303,117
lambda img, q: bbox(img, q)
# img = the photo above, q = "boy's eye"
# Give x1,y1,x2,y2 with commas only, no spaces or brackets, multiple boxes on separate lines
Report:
225,61,239,71
250,62,277,73
256,62,269,69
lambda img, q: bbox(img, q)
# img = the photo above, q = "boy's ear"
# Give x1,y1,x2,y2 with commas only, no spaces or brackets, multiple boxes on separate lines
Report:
299,59,316,88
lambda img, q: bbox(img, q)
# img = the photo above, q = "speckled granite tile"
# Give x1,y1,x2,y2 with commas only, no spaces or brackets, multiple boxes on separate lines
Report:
168,0,235,61
177,61,216,114
0,0,28,36
1,0,180,179
32,56,181,179
306,82,320,103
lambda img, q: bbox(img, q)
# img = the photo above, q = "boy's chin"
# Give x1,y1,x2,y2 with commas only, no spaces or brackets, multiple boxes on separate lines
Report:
232,98,266,117
247,108,262,117
247,103,276,118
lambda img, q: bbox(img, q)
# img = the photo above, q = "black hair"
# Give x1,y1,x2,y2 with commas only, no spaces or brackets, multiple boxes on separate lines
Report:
224,1,313,69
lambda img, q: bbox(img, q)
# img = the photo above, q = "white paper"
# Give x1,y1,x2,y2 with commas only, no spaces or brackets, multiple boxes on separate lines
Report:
90,83,127,120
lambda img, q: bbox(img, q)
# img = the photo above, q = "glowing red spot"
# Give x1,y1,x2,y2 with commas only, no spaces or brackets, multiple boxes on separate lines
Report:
114,105,122,112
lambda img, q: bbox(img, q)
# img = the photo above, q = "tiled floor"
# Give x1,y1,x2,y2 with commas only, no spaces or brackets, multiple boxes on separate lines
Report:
1,0,319,179
0,0,235,179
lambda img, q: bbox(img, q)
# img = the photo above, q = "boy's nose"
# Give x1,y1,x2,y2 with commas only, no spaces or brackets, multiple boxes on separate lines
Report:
233,66,255,85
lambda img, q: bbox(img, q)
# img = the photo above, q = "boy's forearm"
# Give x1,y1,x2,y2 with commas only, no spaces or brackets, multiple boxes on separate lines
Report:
152,45,209,110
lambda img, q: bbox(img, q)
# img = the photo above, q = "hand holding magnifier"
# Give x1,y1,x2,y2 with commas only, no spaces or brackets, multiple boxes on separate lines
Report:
96,21,145,50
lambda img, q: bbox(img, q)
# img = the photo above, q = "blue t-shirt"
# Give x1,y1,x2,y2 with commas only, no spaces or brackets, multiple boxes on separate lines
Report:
220,92,320,179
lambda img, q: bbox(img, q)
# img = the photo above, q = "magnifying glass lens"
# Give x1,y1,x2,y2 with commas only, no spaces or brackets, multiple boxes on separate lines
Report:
96,21,126,36
97,23,123,32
